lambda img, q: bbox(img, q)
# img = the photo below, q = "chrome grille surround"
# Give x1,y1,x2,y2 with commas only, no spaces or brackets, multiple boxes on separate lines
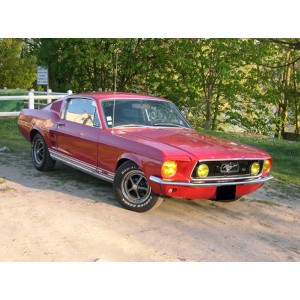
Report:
191,159,265,181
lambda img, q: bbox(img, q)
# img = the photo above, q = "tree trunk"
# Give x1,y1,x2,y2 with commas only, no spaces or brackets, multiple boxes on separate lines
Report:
212,80,222,130
275,50,292,138
292,63,300,134
205,95,213,130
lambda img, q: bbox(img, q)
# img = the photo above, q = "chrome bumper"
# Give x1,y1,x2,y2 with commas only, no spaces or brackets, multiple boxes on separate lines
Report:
149,175,273,187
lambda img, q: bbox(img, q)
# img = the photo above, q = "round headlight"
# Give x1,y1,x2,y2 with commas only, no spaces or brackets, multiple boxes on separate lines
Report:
250,162,260,175
197,163,209,178
263,159,271,173
162,160,177,178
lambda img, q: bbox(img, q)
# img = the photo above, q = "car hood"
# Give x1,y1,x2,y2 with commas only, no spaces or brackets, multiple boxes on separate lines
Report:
117,127,269,161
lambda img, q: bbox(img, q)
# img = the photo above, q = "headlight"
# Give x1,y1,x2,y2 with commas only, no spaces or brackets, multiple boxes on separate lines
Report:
162,160,177,178
197,163,209,178
250,162,260,175
263,159,271,173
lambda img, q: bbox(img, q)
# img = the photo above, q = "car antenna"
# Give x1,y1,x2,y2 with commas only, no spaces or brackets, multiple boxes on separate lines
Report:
112,49,119,134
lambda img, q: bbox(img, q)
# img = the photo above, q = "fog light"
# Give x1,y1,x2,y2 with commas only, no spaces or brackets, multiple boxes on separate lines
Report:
162,160,177,178
168,188,177,194
197,163,209,178
263,159,271,173
250,162,260,175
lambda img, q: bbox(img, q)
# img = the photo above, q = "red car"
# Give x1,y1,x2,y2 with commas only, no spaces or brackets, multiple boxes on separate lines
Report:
18,92,273,212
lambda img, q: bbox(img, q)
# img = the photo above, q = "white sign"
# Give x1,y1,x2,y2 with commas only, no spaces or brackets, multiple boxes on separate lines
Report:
37,66,48,85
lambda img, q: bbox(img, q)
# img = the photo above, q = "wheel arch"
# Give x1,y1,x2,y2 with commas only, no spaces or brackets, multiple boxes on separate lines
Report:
115,153,163,194
116,154,142,172
29,126,51,148
30,128,42,142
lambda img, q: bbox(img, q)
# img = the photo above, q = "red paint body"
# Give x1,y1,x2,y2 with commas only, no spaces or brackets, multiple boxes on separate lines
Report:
18,92,272,200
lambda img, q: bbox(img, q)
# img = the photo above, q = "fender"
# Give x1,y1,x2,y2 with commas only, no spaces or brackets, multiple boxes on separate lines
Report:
117,153,144,171
117,153,162,180
18,108,58,148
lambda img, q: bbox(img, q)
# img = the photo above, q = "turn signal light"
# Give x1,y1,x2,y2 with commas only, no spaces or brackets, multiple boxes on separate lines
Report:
162,160,177,178
263,159,271,173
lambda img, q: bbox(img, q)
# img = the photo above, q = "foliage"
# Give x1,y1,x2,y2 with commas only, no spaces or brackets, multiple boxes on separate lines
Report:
1,38,299,136
0,38,36,89
0,88,27,95
27,38,168,93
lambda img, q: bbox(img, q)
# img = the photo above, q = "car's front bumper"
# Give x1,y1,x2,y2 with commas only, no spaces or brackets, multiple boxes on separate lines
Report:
149,175,273,200
150,175,273,187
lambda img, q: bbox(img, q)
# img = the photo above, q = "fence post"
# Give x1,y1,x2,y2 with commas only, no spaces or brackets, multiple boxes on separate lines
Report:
28,90,34,109
67,90,72,95
47,89,52,104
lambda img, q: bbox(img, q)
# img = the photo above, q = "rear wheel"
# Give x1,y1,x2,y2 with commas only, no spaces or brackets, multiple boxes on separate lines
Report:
31,133,56,171
113,161,163,212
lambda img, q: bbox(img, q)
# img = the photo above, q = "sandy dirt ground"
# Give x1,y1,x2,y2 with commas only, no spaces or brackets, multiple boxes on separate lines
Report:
0,152,299,262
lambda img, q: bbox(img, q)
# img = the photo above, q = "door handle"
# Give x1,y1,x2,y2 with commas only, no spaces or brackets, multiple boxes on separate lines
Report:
57,121,65,127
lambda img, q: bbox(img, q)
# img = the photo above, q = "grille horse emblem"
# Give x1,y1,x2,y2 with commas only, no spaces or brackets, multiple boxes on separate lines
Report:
220,162,239,173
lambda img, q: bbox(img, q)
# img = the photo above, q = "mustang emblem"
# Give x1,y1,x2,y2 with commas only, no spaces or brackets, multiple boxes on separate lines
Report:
220,163,239,173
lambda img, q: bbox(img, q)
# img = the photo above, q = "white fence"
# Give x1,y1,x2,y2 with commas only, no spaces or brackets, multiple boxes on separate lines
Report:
0,89,72,117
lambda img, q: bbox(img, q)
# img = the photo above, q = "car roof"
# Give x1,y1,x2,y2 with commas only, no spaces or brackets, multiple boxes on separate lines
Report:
72,92,170,102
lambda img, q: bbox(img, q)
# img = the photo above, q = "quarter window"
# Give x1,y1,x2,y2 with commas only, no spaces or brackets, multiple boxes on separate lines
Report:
64,98,100,127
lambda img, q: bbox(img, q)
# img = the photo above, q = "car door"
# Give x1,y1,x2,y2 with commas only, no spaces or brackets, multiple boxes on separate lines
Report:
55,97,101,169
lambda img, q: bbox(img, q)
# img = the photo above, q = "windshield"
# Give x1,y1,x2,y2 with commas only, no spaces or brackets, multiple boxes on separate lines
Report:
101,99,191,129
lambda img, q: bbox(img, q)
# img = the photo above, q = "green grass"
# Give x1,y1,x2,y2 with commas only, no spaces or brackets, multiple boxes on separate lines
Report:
201,130,300,187
0,117,30,156
0,89,27,95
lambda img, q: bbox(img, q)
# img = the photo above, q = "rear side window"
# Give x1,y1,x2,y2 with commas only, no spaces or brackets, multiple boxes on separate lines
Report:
64,98,100,127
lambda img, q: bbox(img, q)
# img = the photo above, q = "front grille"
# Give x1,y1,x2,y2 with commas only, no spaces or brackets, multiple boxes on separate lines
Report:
191,160,264,179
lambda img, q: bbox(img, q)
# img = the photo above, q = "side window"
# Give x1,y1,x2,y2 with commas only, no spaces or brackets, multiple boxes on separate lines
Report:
64,98,100,127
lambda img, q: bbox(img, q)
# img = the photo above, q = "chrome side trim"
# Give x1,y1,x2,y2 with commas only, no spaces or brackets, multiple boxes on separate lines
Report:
149,175,273,187
49,149,114,183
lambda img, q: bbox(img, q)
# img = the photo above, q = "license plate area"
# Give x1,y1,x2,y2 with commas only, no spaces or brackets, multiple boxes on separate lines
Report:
216,185,236,200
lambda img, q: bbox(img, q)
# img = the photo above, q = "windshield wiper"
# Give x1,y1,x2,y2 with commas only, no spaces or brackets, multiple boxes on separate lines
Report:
114,124,148,128
152,122,185,128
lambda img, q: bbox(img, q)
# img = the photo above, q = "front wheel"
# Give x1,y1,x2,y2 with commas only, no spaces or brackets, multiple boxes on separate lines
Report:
113,161,163,212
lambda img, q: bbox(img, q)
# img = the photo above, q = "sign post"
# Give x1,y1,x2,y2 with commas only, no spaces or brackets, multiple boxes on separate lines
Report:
37,66,49,90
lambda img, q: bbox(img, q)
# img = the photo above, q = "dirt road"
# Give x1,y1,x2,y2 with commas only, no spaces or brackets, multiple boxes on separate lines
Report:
0,152,299,262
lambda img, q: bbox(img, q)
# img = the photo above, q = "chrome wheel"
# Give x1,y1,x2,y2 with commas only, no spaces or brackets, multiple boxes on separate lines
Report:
33,139,45,165
121,170,151,204
31,133,56,171
114,161,164,212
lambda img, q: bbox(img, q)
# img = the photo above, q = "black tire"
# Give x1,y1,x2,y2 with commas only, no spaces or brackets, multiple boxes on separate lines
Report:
31,133,56,171
113,161,163,212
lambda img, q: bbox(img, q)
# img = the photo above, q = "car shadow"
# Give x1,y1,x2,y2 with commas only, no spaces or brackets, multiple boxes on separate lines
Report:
0,152,120,208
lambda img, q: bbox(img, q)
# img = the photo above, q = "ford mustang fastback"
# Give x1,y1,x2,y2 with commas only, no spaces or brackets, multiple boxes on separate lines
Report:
18,92,273,212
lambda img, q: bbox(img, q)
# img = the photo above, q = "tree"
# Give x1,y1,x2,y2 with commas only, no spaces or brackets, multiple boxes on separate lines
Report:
154,39,258,131
253,39,300,136
29,38,169,94
0,38,36,89
27,38,299,136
